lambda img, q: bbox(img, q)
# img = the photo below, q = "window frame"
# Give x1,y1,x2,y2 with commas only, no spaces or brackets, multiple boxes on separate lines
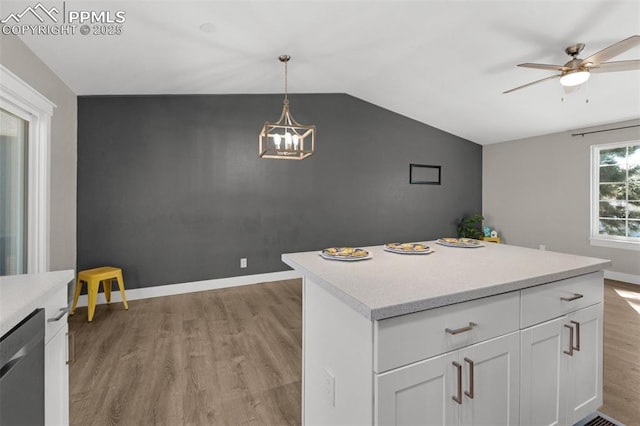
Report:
0,65,56,273
590,140,640,251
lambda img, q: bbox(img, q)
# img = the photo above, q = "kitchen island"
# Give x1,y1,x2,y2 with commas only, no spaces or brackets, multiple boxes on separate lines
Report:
282,242,611,426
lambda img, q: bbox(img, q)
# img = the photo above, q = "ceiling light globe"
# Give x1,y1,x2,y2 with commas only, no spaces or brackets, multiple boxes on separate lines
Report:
560,70,590,87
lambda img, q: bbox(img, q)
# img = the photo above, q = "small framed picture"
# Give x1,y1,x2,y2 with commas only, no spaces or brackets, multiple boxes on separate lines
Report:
409,164,441,185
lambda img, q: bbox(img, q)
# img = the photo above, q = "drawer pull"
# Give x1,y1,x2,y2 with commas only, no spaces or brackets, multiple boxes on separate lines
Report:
66,332,76,365
452,361,462,404
560,293,583,302
445,322,478,335
47,307,69,322
570,320,581,351
564,324,574,356
464,357,474,399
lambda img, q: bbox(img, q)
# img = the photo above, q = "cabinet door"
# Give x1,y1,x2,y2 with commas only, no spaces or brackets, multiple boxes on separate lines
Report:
566,303,603,424
520,317,567,426
459,332,520,426
376,352,459,426
45,323,69,426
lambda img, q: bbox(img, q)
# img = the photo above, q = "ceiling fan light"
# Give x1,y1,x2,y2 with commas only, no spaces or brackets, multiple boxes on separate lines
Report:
560,70,590,87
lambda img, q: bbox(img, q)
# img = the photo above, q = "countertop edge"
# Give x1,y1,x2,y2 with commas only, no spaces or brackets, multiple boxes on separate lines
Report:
0,269,75,337
369,263,610,320
282,254,374,320
283,250,611,321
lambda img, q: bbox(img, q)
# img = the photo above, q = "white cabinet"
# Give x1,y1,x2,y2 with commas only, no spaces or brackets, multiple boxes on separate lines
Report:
567,304,603,424
520,276,603,426
43,284,70,426
375,291,520,373
520,317,566,426
301,271,604,426
377,351,458,425
459,332,520,426
45,324,69,426
376,331,520,425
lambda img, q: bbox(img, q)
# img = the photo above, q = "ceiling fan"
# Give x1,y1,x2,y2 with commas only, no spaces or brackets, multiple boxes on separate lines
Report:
504,35,640,94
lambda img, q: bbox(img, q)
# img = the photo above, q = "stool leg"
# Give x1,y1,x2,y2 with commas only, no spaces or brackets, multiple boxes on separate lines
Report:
103,279,112,304
87,278,99,322
70,278,83,315
115,270,128,310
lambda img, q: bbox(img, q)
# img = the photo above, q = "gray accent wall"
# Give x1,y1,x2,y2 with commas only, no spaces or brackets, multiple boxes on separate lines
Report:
78,94,481,289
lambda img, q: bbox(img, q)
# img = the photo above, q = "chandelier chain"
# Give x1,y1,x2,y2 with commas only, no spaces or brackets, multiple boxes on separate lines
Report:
283,59,289,106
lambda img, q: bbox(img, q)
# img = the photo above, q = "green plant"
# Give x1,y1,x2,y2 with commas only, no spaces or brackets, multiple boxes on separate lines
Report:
457,213,484,239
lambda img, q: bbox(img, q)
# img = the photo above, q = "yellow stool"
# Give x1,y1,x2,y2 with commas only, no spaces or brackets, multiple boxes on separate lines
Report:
71,266,129,322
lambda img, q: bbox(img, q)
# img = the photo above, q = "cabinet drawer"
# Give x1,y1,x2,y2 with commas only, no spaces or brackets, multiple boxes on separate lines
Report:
374,291,519,373
44,283,69,344
520,271,603,329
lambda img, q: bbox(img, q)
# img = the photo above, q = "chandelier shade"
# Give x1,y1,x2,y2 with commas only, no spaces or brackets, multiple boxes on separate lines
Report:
259,55,316,160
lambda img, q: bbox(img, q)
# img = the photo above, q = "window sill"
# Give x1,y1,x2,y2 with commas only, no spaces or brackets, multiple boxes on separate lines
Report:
589,237,640,251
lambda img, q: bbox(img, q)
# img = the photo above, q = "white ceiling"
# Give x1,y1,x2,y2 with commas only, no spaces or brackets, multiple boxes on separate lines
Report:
5,0,640,144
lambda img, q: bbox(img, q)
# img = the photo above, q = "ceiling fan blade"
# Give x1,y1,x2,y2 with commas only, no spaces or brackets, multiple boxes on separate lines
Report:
503,74,561,94
589,59,640,73
580,35,640,66
517,63,570,72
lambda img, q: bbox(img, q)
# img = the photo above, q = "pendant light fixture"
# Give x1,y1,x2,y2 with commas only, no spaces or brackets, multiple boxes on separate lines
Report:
259,55,315,160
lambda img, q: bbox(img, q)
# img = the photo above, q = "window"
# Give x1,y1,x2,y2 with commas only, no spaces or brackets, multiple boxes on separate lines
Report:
0,108,28,275
0,65,55,274
591,141,640,250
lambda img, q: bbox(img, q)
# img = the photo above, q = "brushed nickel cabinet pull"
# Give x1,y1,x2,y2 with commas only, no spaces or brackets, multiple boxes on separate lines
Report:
464,357,474,399
452,361,462,404
66,332,76,365
564,324,574,356
561,293,583,302
446,322,478,335
570,320,581,351
47,307,69,322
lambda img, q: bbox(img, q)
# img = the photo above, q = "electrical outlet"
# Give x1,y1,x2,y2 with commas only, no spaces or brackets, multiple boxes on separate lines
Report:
240,258,247,268
323,368,335,407
539,245,546,251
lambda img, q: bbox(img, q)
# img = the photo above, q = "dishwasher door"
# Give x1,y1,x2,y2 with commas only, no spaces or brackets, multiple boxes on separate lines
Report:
0,308,45,426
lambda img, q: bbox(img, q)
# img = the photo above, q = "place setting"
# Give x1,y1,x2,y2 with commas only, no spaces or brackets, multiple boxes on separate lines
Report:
383,242,434,255
319,247,372,261
435,237,485,248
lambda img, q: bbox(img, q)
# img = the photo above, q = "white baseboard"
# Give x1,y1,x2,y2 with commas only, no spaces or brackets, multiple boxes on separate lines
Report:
71,268,639,309
71,270,303,308
604,270,640,285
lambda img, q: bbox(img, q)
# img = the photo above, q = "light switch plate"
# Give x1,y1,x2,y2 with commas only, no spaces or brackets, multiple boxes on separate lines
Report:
323,368,335,407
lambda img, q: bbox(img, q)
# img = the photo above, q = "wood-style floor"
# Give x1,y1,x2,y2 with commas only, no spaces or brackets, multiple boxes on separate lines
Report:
69,278,640,426
68,279,302,425
599,279,640,426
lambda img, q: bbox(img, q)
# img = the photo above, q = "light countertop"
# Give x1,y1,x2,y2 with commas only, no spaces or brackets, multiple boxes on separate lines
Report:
0,269,74,337
282,242,611,320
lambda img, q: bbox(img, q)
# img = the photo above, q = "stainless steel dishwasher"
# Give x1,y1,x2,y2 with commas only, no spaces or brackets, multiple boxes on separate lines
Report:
0,308,45,425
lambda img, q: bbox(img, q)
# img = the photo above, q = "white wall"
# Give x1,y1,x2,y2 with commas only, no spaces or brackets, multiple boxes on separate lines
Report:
483,119,640,283
0,34,77,272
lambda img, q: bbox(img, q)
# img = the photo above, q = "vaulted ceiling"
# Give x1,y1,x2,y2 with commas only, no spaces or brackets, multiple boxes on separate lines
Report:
5,0,640,144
